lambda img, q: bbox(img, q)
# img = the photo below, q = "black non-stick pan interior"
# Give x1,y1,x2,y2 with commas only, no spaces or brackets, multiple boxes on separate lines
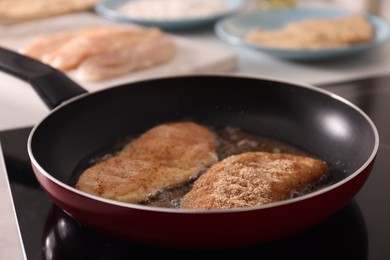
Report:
29,75,376,185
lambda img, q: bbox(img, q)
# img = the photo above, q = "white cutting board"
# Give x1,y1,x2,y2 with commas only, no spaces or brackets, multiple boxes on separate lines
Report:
0,12,236,91
0,12,236,130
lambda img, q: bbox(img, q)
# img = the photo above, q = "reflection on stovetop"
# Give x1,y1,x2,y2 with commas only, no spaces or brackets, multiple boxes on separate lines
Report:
43,201,367,259
2,75,390,260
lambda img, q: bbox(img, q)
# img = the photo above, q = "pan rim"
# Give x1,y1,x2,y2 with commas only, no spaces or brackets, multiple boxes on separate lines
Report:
26,74,380,214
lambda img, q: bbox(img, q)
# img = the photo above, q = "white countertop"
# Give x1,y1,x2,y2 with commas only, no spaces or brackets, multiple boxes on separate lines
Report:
1,2,390,131
0,146,25,260
1,1,390,259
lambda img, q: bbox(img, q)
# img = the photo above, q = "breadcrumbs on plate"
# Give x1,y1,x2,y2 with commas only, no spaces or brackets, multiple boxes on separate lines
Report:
245,14,374,50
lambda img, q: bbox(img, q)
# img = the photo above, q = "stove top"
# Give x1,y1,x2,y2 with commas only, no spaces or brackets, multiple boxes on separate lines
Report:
2,76,390,259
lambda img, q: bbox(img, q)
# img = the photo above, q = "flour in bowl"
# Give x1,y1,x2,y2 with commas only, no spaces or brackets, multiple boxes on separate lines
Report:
118,0,229,20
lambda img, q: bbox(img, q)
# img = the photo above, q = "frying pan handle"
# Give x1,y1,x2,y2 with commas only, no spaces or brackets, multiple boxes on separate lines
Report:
0,47,87,109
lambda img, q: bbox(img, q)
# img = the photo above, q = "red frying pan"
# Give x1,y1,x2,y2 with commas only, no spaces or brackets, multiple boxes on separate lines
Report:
0,47,378,249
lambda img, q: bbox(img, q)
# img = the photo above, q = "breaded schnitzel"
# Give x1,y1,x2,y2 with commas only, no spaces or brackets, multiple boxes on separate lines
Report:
181,151,329,210
245,14,373,50
76,122,218,203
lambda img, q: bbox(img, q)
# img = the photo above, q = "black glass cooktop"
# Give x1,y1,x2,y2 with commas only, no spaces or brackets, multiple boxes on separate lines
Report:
2,76,390,260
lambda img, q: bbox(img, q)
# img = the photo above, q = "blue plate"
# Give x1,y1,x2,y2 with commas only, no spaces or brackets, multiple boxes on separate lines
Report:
215,8,390,60
95,0,245,30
